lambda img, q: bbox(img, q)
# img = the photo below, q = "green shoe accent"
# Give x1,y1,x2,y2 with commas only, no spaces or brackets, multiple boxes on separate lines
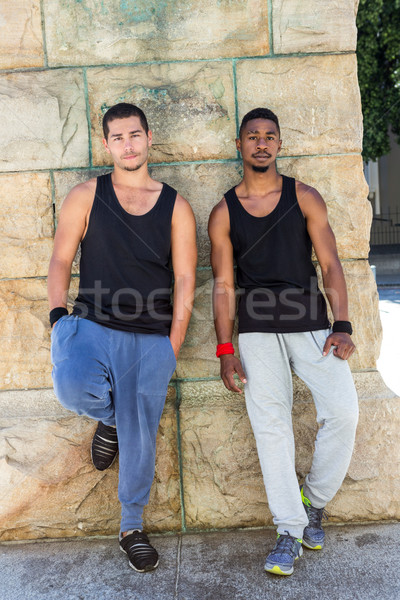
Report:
300,485,311,507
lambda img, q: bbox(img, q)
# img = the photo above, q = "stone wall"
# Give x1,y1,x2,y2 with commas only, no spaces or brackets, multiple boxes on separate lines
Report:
1,1,399,541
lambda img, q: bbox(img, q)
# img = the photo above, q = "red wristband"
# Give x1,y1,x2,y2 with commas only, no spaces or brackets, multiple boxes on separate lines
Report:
216,342,235,358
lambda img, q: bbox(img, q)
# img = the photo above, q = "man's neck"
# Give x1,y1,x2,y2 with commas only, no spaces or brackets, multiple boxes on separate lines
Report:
241,163,282,196
111,162,153,189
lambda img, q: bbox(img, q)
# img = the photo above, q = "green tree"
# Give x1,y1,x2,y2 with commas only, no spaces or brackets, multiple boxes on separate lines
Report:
357,0,400,161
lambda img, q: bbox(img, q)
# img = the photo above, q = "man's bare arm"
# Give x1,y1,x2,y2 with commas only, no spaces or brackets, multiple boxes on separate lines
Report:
208,199,247,392
47,181,94,313
297,182,355,361
169,194,197,358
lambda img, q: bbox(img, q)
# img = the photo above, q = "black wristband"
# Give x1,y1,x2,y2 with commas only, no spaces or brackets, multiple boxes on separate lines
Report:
50,307,68,327
332,320,353,335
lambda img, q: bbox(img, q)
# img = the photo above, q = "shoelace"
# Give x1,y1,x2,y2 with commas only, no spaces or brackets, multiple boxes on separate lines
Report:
270,532,299,558
306,505,329,529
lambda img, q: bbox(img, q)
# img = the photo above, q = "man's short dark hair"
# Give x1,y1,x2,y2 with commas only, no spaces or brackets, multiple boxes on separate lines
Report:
102,103,149,139
239,108,280,138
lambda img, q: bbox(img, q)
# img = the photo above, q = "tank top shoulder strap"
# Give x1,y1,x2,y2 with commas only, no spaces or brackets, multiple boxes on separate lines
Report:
160,182,177,204
93,172,114,208
155,182,177,223
224,185,245,219
281,174,298,206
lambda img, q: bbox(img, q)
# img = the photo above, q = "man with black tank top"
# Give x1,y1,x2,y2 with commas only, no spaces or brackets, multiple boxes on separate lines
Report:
208,108,358,576
48,103,196,572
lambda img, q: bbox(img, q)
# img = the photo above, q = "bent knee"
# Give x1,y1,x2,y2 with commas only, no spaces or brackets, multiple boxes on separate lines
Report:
52,364,87,413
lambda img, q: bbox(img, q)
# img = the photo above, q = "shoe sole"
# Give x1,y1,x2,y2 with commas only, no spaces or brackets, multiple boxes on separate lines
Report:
265,564,294,576
264,552,301,576
120,544,159,572
302,539,324,550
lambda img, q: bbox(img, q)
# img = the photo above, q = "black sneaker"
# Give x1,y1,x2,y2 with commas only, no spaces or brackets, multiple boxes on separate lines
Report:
119,530,159,572
91,421,118,471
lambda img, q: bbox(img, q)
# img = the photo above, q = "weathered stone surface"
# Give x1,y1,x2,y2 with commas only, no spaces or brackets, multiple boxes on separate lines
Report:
175,270,221,379
0,388,70,418
180,380,269,529
44,0,268,66
87,62,236,165
0,70,88,172
0,173,53,279
150,162,243,267
0,278,79,390
272,0,358,54
236,54,362,156
0,0,44,69
278,155,372,259
0,387,179,540
180,371,400,530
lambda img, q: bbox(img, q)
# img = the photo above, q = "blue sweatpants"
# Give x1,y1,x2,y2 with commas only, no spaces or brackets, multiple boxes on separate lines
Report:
51,315,176,533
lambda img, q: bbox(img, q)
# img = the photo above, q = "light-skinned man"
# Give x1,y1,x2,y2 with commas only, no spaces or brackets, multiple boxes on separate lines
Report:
48,102,197,572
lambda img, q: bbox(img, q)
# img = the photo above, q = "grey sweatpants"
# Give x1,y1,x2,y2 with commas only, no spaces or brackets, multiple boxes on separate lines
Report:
238,329,358,539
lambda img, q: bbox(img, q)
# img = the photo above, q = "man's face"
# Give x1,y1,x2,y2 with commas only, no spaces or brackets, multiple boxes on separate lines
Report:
102,116,152,172
236,118,282,172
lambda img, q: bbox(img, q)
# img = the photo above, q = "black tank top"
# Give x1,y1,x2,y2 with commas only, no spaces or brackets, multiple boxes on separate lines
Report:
72,173,177,335
225,175,330,333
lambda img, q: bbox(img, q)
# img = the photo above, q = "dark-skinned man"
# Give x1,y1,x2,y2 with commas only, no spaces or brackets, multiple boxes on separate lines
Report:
208,107,358,576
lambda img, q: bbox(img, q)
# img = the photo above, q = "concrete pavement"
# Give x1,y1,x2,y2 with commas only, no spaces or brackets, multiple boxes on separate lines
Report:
1,523,399,600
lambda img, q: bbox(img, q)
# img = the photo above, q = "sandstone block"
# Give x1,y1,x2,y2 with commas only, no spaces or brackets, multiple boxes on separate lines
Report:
0,0,44,69
278,155,371,259
0,388,70,418
0,173,53,279
180,381,269,529
0,70,89,172
272,0,358,54
316,260,382,370
175,270,221,379
0,387,179,540
150,162,243,267
44,0,268,66
180,371,400,530
87,62,236,165
0,278,79,390
236,54,362,156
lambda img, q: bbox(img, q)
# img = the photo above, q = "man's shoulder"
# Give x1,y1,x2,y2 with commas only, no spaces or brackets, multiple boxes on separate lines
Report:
208,197,230,237
294,179,322,201
62,177,97,213
69,177,98,197
210,196,229,218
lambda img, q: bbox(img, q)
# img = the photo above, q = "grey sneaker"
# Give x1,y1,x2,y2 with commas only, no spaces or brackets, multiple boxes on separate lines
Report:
264,532,303,576
301,485,328,550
